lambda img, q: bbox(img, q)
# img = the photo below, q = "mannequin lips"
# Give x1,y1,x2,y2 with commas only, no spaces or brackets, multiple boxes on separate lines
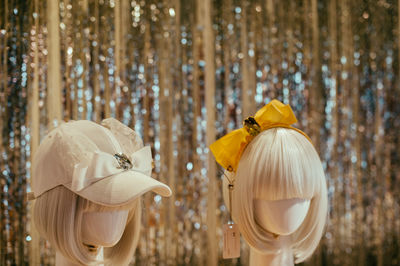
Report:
83,243,100,253
253,198,311,236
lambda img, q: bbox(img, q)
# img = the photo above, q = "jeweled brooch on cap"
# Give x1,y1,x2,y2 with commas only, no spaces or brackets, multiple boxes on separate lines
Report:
114,153,133,170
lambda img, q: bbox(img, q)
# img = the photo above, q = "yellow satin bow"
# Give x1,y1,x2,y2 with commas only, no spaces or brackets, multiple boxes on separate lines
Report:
210,99,311,172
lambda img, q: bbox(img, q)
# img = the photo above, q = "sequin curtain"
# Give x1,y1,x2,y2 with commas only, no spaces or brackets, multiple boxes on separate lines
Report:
1,0,400,265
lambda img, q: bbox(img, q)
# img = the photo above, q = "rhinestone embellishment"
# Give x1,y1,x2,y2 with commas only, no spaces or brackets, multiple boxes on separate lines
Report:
114,153,133,170
243,116,261,136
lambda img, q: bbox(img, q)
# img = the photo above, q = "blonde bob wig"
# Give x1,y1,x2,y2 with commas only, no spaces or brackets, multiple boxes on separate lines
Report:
226,127,328,263
33,186,141,265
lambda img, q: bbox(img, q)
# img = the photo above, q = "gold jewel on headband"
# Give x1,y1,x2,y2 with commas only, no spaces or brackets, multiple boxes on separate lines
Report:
243,116,261,136
209,99,312,172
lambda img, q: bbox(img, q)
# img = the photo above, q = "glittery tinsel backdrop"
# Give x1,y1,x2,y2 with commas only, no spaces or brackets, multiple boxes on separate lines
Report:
1,0,400,265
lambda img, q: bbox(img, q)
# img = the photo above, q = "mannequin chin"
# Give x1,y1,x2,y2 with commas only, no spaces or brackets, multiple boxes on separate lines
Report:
82,210,129,248
253,198,310,236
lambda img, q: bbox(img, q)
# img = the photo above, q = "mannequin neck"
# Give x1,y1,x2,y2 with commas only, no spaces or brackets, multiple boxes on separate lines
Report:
249,236,294,266
55,248,104,266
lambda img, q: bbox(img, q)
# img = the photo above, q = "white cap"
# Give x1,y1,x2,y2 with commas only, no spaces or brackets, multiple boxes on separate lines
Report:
31,118,172,206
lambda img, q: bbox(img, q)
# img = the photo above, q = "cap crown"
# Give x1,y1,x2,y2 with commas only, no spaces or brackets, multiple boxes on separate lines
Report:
31,119,143,198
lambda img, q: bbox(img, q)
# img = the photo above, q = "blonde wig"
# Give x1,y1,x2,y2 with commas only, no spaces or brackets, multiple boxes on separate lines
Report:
33,186,141,265
226,128,328,263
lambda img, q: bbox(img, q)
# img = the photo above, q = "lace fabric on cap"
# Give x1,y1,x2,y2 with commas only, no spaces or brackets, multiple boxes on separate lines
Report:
101,118,144,156
54,128,100,181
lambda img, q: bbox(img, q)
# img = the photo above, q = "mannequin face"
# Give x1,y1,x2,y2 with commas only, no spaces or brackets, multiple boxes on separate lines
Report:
253,198,310,236
81,210,129,248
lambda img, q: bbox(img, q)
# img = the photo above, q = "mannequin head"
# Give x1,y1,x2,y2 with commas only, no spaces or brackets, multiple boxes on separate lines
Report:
31,118,172,265
226,128,327,263
33,186,141,265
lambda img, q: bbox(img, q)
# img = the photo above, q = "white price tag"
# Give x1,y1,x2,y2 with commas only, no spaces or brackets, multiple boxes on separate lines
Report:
223,223,240,259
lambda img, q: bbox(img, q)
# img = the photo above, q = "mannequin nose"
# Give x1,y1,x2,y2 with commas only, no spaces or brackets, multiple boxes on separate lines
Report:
82,210,129,247
253,198,311,235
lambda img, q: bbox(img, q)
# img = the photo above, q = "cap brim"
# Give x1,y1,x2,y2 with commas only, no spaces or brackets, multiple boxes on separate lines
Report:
66,171,172,207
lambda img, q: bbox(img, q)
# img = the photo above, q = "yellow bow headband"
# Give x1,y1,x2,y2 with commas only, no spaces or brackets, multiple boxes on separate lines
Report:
210,99,312,172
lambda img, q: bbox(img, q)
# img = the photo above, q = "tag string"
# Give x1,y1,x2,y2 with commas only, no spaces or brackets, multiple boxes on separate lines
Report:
223,171,235,224
228,183,234,224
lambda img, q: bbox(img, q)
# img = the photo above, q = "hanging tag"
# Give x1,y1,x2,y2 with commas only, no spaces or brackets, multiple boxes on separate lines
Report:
223,223,240,259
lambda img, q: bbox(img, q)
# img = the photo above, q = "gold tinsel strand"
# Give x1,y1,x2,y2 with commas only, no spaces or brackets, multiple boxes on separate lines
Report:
1,0,400,265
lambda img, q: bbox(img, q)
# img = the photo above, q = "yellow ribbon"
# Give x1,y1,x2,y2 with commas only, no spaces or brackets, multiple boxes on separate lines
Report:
210,99,311,172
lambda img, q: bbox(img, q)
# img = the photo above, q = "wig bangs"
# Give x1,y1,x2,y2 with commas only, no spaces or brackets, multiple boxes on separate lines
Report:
238,128,322,201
